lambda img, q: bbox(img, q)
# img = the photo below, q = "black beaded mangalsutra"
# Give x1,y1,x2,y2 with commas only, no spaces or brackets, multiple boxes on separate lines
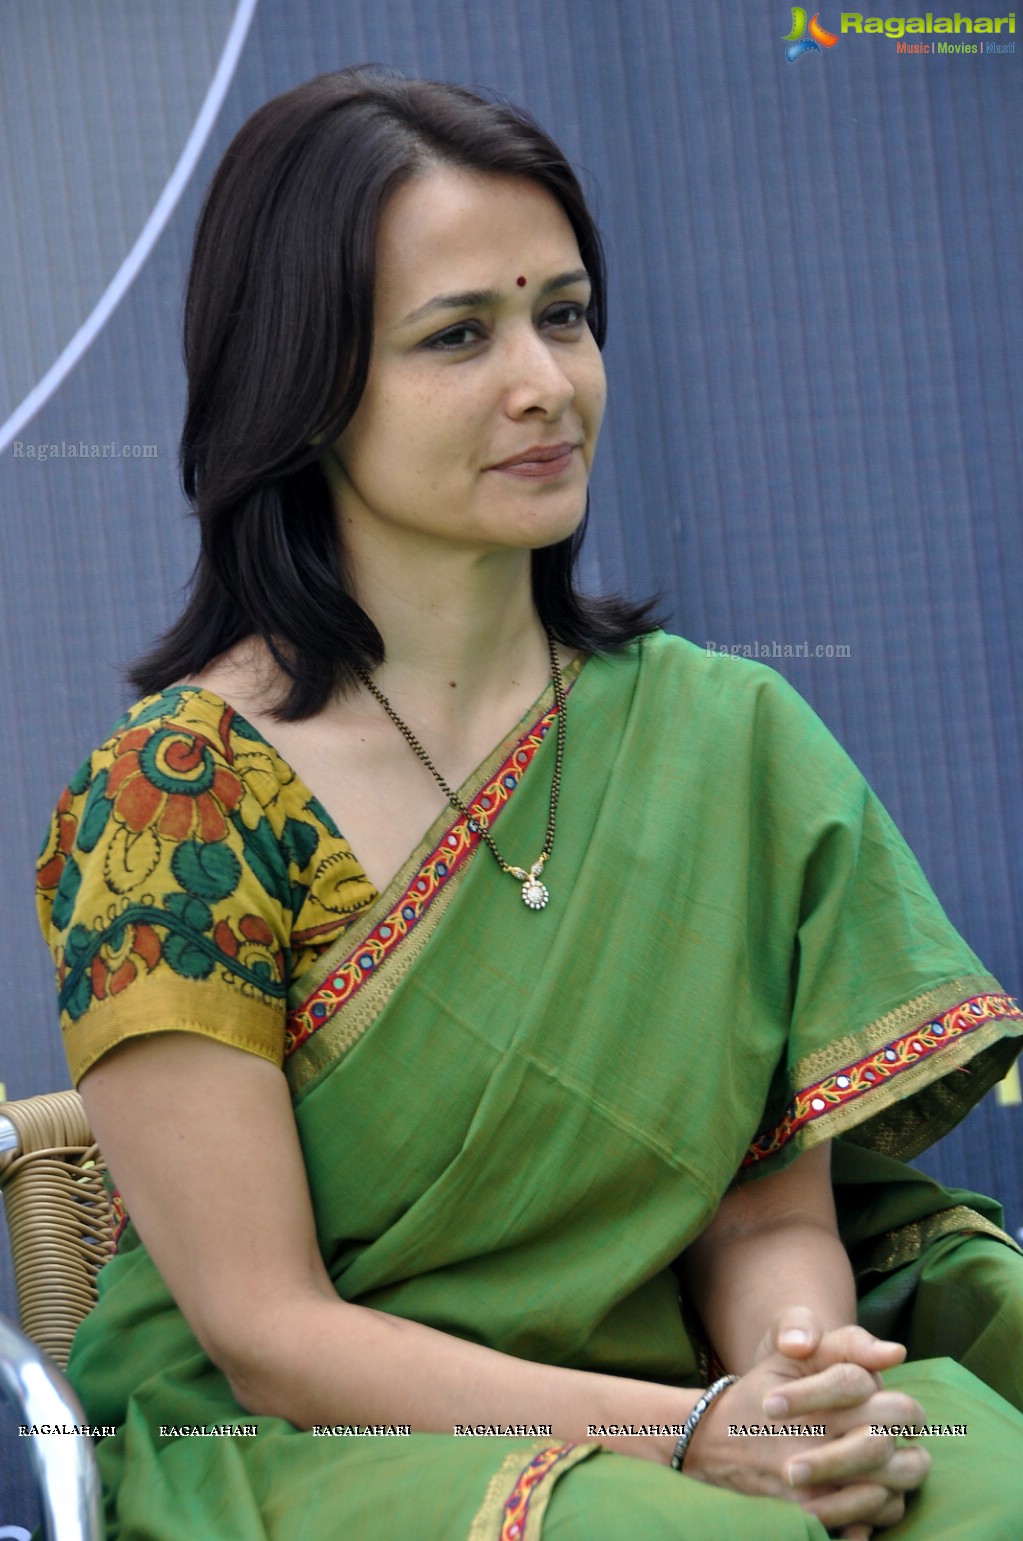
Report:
352,632,566,910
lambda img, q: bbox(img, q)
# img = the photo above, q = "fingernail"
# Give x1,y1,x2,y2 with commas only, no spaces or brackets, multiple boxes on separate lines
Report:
782,1329,810,1346
787,1460,811,1487
763,1394,788,1416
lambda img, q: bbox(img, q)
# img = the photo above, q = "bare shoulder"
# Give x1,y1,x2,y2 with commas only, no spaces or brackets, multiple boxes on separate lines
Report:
183,639,436,889
183,636,285,730
183,635,376,759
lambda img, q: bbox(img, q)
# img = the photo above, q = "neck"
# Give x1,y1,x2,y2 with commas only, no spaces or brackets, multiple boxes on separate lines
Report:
347,537,553,740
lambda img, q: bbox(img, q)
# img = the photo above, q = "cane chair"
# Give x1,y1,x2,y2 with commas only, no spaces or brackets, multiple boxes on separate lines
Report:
0,1090,109,1540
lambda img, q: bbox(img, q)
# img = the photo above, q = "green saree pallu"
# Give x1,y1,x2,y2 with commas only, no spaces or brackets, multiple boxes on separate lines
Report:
40,633,1023,1539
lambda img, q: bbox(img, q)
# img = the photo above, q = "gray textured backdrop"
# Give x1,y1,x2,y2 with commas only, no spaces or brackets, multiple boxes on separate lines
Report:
1,0,1020,1524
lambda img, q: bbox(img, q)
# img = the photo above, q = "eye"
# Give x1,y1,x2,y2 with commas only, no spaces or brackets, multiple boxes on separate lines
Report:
542,301,588,333
423,321,486,351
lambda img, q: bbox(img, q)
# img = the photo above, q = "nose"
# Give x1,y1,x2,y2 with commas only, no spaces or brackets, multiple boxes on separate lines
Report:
502,326,575,420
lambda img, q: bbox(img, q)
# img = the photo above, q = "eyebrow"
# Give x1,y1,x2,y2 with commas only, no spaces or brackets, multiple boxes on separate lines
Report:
399,269,591,326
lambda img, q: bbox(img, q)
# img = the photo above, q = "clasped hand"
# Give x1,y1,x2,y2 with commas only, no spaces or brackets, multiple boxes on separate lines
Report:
683,1310,931,1539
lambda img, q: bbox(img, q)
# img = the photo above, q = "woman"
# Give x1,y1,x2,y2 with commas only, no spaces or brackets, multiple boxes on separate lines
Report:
36,68,1023,1540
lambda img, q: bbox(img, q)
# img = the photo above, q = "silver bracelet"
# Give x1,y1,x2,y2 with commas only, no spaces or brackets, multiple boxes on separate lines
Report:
670,1374,739,1471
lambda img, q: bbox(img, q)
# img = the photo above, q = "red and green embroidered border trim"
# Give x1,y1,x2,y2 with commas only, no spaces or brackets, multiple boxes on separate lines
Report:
499,1445,578,1541
285,699,564,1058
743,992,1022,1167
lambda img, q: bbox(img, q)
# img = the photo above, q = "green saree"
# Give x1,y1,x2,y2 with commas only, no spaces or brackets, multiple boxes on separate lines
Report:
40,632,1023,1538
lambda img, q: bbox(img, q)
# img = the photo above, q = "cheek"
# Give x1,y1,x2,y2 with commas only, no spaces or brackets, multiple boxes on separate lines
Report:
583,359,608,443
580,343,607,412
385,380,451,444
337,390,407,476
592,369,608,421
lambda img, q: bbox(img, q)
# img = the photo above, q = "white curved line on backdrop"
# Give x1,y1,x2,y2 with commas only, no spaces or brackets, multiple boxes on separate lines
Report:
0,0,260,457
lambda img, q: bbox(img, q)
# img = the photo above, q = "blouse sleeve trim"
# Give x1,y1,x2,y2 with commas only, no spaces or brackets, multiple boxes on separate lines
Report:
64,973,284,1085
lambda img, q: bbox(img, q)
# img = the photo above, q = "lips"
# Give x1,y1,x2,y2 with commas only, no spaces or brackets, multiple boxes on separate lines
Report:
488,442,579,478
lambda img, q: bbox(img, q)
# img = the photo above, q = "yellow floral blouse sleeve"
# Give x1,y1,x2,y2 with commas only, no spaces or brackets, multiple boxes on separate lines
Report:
36,688,376,1085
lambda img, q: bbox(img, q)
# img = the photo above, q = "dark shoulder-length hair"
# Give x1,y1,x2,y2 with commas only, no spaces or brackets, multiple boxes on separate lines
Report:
130,66,660,719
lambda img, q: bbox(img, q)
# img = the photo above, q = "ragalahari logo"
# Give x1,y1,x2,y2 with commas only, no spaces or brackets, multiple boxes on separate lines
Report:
784,8,841,57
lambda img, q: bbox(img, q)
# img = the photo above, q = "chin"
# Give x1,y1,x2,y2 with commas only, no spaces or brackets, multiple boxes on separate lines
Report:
528,523,579,553
513,496,588,552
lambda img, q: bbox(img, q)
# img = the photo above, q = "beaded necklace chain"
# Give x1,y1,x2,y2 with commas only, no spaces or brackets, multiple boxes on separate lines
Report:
352,632,566,910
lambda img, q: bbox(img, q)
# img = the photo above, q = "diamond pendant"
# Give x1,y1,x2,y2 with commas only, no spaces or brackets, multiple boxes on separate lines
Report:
520,860,549,910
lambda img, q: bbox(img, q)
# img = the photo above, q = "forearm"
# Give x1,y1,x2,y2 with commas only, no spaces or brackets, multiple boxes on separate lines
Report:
679,1144,860,1375
224,1286,701,1463
681,1216,858,1373
80,1038,695,1467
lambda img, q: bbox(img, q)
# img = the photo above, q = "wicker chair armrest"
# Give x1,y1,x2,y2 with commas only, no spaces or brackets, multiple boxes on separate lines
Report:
0,1095,115,1370
0,1091,94,1164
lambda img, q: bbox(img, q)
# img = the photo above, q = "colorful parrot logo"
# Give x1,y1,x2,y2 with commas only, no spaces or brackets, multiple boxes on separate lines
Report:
783,8,840,59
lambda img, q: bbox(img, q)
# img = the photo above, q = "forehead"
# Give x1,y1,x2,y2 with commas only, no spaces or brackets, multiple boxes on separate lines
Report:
374,166,584,315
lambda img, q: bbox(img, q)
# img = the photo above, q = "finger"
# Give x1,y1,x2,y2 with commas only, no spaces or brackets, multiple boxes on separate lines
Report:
839,1527,873,1541
767,1370,927,1426
787,1434,931,1492
871,1491,914,1529
764,1361,884,1417
811,1326,907,1373
786,1430,894,1487
824,1390,931,1441
874,1446,931,1494
803,1482,904,1532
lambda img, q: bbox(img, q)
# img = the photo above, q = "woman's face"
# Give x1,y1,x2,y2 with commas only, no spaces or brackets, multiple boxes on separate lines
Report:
327,165,606,565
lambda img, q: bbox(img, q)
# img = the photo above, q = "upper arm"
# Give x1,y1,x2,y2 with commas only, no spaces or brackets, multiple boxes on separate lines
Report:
36,706,292,1085
41,701,355,1404
80,1032,338,1393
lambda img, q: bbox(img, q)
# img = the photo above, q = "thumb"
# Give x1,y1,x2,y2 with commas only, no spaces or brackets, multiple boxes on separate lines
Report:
770,1306,823,1361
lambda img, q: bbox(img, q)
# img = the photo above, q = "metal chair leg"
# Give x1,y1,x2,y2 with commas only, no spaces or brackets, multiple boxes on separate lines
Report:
0,1313,102,1541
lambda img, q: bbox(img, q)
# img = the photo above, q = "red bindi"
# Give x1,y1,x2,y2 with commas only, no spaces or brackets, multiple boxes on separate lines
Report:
516,275,527,287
